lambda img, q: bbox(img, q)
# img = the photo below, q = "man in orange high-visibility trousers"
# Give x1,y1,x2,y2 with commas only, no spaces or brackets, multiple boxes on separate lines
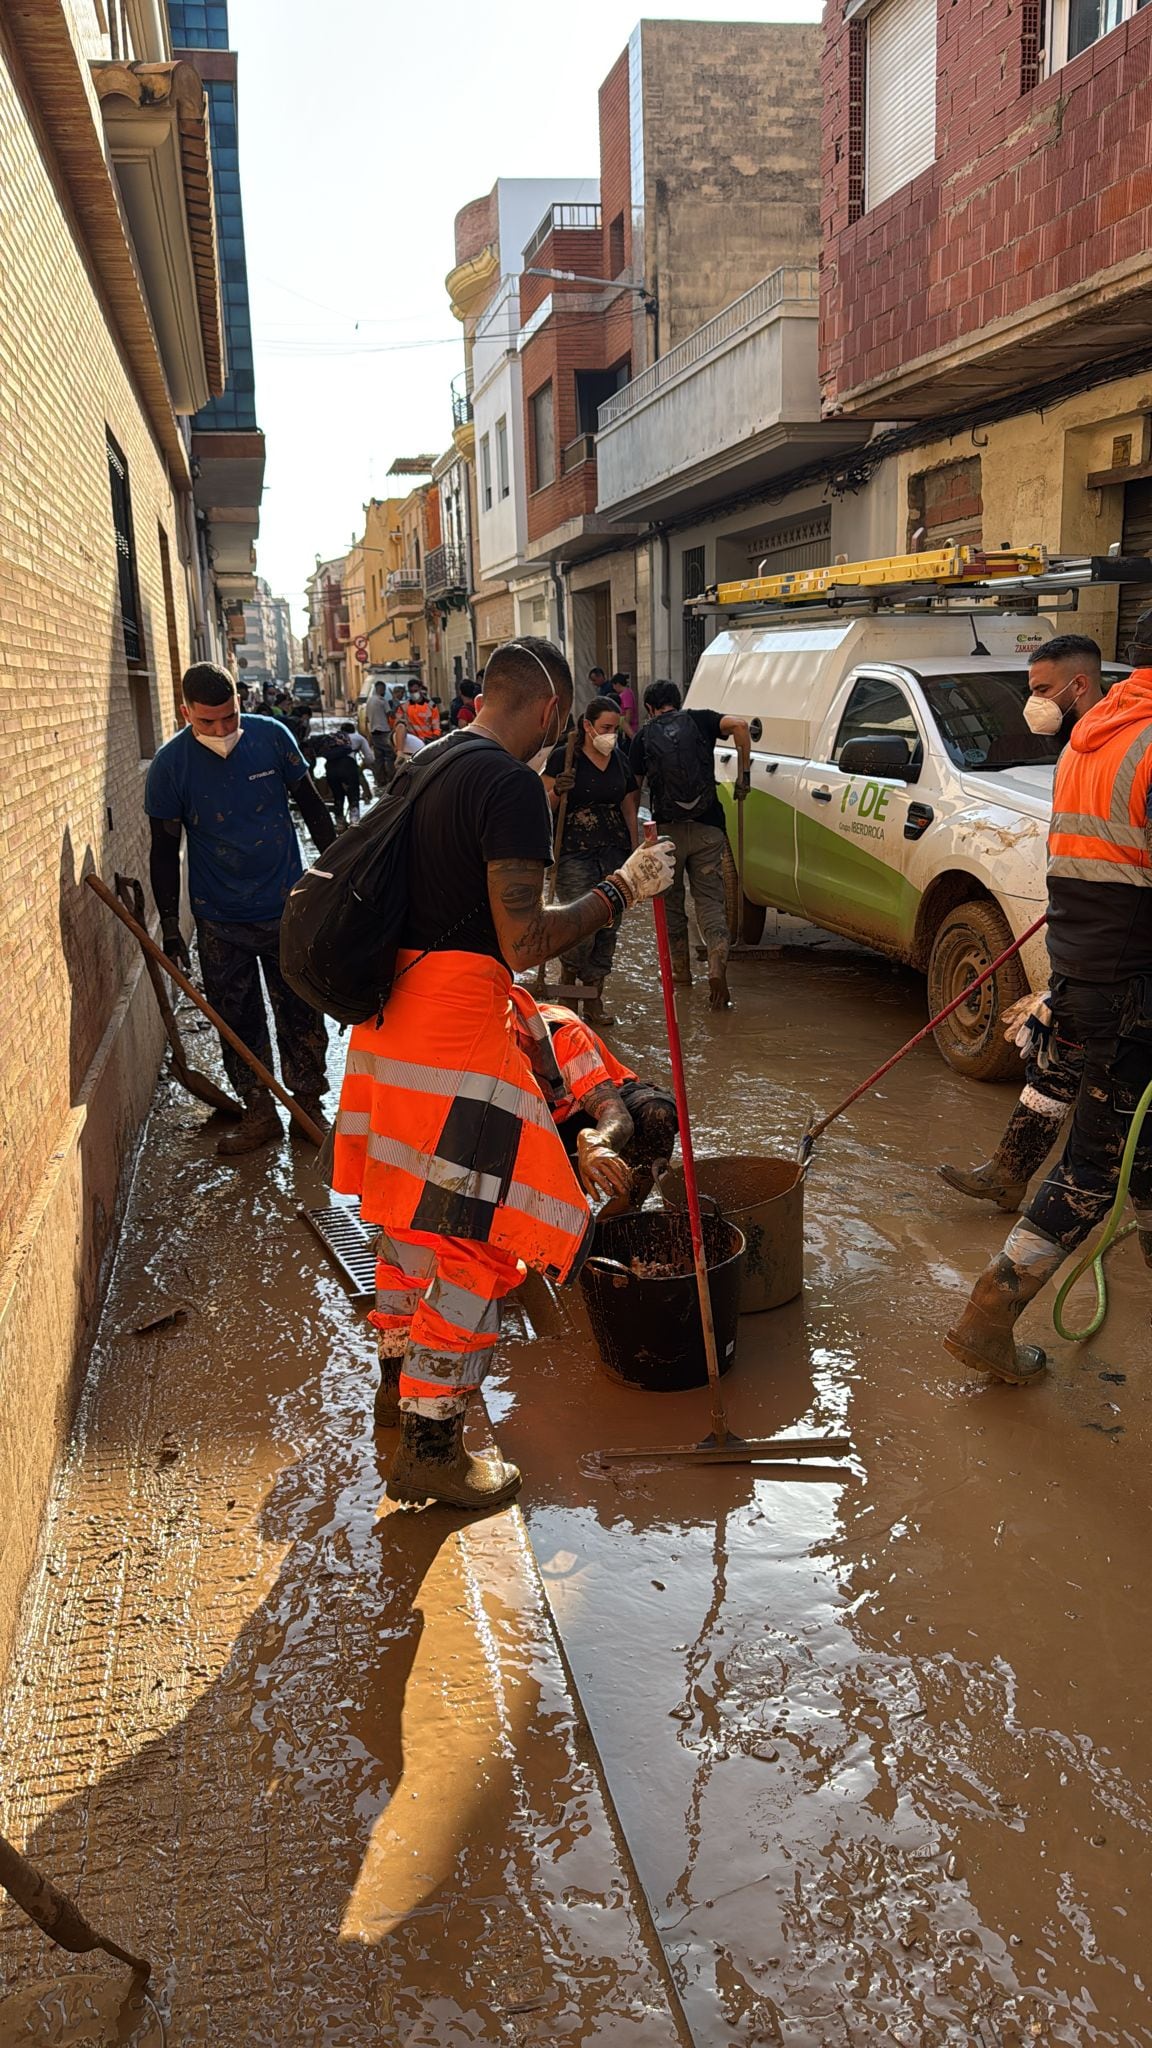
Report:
946,610,1152,1385
332,636,675,1509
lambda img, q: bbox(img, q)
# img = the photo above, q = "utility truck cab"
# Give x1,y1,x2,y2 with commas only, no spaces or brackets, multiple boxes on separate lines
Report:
686,548,1142,1078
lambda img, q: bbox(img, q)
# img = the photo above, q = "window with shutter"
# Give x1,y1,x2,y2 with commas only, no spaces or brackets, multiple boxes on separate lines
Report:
864,0,937,212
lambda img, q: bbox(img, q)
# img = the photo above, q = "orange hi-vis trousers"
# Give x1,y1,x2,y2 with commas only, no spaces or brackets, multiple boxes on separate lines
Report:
371,1226,522,1418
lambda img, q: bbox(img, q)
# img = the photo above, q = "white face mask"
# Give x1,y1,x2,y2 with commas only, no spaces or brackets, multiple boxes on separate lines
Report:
528,692,561,774
195,724,242,758
1023,683,1076,736
591,732,616,756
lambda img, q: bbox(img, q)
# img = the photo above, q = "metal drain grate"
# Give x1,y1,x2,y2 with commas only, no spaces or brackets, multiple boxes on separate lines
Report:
298,1203,377,1301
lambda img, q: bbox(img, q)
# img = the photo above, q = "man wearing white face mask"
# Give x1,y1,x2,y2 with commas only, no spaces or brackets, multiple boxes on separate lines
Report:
940,637,1103,1213
146,662,337,1156
543,693,640,1024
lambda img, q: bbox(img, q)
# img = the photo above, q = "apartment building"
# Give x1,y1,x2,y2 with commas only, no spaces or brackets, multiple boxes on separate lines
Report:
0,0,252,1669
447,178,599,664
523,21,859,693
821,0,1152,653
304,553,349,710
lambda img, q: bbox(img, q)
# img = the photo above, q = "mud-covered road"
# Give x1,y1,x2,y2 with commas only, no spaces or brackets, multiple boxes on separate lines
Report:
1,912,1149,2045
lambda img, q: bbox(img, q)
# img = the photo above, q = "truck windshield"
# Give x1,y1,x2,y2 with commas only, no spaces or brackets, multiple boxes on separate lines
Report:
914,671,1061,772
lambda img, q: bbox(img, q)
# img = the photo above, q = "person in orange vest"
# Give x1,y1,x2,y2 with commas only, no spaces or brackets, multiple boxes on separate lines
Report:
946,610,1152,1383
331,637,675,1508
394,678,441,753
509,990,678,1209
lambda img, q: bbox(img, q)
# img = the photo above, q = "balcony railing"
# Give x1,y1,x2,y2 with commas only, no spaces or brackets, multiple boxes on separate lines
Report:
386,568,423,596
597,268,819,429
561,434,597,475
424,543,469,596
523,202,602,266
451,372,473,429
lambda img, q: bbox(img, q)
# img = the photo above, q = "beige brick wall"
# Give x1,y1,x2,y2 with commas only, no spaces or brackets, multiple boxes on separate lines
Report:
0,14,195,1668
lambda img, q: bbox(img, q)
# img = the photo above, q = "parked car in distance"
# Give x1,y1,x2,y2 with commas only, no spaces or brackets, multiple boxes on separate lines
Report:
687,612,1129,1079
291,672,322,707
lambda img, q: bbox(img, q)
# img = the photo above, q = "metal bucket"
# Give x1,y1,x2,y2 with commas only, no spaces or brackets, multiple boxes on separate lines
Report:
578,1210,746,1392
660,1154,804,1313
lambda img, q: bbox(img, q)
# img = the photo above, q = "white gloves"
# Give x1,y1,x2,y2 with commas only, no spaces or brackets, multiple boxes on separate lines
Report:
613,838,676,905
1003,989,1056,1069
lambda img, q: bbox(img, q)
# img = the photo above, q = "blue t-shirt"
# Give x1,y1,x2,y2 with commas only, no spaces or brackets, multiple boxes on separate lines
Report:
145,715,309,925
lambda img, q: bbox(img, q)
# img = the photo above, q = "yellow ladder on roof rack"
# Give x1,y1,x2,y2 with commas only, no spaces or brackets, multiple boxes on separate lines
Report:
715,544,1050,610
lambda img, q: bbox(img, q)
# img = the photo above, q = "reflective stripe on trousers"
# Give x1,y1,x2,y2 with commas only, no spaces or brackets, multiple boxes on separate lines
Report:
372,1226,523,1419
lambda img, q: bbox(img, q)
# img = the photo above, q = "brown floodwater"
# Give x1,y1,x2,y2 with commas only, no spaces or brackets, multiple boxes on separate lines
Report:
1,913,1149,2044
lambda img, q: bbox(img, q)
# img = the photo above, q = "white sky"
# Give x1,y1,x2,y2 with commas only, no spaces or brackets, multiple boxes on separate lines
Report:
229,0,820,635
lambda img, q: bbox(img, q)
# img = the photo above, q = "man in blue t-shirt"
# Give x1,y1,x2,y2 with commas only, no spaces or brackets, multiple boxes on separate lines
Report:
145,662,337,1156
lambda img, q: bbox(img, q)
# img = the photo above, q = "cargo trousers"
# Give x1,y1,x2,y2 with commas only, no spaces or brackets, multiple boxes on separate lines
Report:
197,917,328,1104
659,819,729,961
1024,975,1152,1250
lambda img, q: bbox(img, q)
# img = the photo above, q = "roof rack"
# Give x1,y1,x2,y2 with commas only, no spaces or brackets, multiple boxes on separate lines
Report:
685,545,1152,624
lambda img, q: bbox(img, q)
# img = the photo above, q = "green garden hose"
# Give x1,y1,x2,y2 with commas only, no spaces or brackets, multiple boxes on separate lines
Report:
1052,1076,1152,1341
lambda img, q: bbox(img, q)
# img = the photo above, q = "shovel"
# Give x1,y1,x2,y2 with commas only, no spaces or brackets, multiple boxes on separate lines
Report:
595,826,850,1470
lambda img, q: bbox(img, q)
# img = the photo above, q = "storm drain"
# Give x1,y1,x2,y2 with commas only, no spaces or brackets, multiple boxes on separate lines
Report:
298,1203,377,1301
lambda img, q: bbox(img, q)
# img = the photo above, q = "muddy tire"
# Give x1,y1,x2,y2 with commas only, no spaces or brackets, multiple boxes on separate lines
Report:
926,898,1028,1082
722,842,768,946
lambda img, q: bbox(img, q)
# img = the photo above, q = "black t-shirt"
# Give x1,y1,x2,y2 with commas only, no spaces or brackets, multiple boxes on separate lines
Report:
404,731,553,962
545,741,637,858
630,708,725,830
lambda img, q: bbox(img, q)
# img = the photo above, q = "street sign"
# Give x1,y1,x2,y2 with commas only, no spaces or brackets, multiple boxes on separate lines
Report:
354,646,369,662
354,634,368,650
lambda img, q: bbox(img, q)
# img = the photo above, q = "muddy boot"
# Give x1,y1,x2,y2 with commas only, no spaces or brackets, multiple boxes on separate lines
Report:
706,942,732,1011
938,1099,1064,1213
291,1091,330,1142
670,946,693,990
1136,1213,1152,1270
216,1088,282,1157
584,980,617,1027
373,1335,404,1429
943,1224,1065,1384
387,1408,521,1510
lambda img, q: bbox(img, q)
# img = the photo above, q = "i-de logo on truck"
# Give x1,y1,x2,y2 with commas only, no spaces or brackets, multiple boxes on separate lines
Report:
840,779,892,837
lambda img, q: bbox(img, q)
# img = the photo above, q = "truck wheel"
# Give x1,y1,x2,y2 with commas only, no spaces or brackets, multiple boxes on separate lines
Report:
722,843,768,946
926,899,1028,1082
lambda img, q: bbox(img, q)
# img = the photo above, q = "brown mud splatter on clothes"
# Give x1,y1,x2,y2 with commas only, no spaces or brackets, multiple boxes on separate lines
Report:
1,915,1149,2044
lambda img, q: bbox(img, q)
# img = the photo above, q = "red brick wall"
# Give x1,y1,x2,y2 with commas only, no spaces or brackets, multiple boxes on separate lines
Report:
520,215,636,542
821,0,1152,407
598,49,632,282
453,190,497,267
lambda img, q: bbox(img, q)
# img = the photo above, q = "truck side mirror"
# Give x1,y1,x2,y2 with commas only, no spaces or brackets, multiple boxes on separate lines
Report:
837,735,919,783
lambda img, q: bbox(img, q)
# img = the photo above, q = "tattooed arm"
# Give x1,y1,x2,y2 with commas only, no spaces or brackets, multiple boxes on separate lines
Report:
580,1079,634,1153
487,858,611,971
574,1080,635,1199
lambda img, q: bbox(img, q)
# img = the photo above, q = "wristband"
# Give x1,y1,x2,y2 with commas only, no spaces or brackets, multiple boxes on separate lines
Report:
593,878,629,926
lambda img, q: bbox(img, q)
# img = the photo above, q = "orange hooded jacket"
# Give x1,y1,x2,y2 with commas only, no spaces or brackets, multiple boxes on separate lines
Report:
1049,670,1152,885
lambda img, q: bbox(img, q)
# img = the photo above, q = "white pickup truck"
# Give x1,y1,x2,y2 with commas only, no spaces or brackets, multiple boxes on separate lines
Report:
687,612,1127,1079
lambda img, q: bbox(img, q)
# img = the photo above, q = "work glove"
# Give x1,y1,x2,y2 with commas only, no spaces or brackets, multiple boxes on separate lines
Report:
576,1128,634,1202
733,767,752,802
552,769,577,795
1004,989,1055,1070
160,919,191,973
611,838,676,905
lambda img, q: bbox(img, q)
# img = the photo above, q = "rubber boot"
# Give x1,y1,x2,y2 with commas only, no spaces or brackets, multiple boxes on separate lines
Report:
943,1223,1065,1385
387,1407,522,1509
291,1091,330,1142
216,1088,282,1157
583,980,617,1027
707,941,733,1011
938,1099,1064,1213
670,946,693,989
1136,1213,1152,1271
373,1334,404,1429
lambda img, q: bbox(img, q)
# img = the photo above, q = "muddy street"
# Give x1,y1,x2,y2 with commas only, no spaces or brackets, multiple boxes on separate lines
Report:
1,917,1150,2045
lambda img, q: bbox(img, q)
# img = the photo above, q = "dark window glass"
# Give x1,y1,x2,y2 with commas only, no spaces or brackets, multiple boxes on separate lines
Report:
530,384,555,490
832,675,922,766
915,670,1063,772
106,432,141,664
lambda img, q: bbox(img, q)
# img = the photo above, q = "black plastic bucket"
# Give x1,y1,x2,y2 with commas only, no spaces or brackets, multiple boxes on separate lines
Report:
660,1154,804,1313
578,1210,746,1392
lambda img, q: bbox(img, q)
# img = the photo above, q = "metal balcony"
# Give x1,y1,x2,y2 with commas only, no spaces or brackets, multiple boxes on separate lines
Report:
424,543,469,597
451,372,473,430
386,569,422,594
523,202,601,266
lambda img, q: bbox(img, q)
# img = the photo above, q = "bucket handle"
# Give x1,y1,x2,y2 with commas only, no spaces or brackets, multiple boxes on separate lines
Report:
585,1254,634,1279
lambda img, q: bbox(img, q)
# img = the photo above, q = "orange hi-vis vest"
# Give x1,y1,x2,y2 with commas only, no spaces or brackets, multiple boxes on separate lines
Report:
333,950,593,1284
511,993,637,1124
405,699,441,743
1048,672,1152,887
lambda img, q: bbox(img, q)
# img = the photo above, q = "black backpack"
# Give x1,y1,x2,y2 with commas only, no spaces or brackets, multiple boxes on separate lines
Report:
641,710,715,818
279,732,490,1026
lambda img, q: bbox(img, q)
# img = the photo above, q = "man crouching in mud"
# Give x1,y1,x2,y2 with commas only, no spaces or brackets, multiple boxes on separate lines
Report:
945,612,1152,1383
331,638,676,1509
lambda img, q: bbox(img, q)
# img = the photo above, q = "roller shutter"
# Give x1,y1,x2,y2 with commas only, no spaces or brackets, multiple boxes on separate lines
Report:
865,0,938,212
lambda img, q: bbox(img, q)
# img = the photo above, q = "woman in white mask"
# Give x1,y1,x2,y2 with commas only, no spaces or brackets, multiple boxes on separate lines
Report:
542,695,641,1025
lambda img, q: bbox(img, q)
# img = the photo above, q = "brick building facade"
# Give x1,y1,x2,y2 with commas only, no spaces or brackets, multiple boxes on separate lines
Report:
0,0,247,1672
